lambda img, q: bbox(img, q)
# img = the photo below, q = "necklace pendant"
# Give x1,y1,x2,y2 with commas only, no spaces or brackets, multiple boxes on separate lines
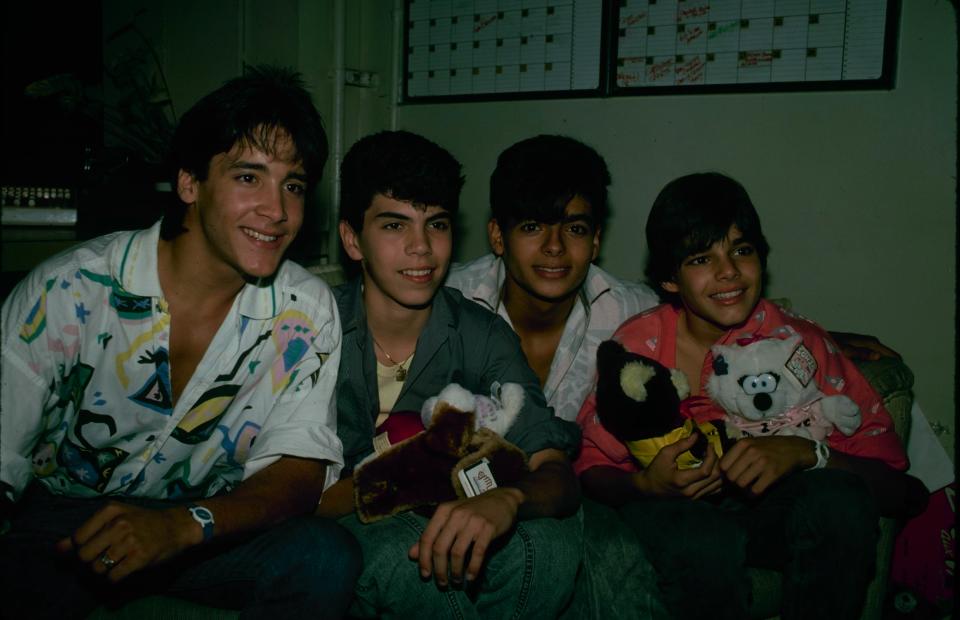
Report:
395,367,407,382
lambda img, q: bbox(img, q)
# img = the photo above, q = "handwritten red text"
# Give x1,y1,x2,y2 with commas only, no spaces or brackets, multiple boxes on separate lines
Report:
679,26,704,44
739,51,773,67
620,11,647,28
474,15,497,33
679,4,709,20
676,56,705,84
648,58,675,82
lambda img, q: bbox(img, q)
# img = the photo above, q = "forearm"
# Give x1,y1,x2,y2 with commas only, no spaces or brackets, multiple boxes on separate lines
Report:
57,455,330,580
512,450,581,520
315,476,356,518
185,455,328,544
580,465,647,507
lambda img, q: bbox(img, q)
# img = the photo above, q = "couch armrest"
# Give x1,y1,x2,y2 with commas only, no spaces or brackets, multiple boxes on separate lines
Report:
853,357,914,444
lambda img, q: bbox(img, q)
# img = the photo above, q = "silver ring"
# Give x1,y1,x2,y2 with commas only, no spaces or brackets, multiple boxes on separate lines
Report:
99,552,117,568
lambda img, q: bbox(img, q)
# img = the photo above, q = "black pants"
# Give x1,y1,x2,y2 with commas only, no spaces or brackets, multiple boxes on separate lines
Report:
618,469,879,620
0,484,362,620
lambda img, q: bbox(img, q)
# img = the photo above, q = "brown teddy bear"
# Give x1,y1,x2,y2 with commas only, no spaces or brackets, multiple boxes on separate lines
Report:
353,383,529,523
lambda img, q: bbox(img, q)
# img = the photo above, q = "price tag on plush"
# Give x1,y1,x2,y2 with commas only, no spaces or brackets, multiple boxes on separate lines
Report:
458,458,498,497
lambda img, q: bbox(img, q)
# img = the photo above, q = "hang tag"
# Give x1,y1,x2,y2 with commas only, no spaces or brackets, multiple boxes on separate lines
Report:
458,458,498,497
785,342,817,388
372,432,392,456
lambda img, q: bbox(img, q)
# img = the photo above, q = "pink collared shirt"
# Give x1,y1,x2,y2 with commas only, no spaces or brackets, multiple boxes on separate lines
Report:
575,299,908,475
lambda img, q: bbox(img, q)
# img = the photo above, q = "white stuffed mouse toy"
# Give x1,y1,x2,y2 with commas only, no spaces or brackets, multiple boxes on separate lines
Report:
706,334,861,441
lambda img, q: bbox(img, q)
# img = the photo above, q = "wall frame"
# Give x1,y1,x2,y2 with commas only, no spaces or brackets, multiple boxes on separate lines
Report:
401,0,900,102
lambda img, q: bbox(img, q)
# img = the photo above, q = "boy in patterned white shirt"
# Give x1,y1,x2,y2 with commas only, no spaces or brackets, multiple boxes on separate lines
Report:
1,67,360,617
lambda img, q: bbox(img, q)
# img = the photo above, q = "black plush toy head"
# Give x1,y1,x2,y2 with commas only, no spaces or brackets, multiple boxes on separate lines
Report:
595,340,692,442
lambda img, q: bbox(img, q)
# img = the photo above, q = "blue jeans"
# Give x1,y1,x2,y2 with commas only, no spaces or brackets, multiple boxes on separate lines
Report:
339,508,583,619
560,498,669,620
618,469,879,620
0,484,362,619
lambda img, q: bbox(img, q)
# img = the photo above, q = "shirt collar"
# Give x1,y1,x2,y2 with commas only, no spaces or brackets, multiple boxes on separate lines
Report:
581,264,615,306
466,255,504,312
469,255,611,318
114,221,164,298
339,278,367,338
718,298,774,344
339,277,459,336
473,255,612,324
113,219,282,320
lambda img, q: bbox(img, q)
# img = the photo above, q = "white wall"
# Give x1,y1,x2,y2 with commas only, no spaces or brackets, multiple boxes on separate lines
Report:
102,0,396,263
102,1,955,457
395,2,957,457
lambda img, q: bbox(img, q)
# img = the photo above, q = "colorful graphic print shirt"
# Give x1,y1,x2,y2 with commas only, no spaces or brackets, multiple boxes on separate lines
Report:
446,254,660,422
1,222,343,502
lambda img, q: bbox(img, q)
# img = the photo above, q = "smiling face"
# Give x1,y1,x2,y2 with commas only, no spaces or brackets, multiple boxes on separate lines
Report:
490,195,600,305
663,224,762,341
339,193,453,312
177,131,307,282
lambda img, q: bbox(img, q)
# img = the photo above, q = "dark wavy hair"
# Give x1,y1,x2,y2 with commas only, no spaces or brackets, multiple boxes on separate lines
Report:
338,130,464,231
645,172,770,297
162,65,327,240
490,135,611,229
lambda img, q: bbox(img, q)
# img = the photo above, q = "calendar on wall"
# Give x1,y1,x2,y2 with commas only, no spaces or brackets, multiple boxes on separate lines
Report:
613,0,896,92
404,0,606,101
402,0,897,102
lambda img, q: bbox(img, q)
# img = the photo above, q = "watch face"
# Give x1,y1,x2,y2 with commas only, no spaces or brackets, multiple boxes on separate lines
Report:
190,506,214,524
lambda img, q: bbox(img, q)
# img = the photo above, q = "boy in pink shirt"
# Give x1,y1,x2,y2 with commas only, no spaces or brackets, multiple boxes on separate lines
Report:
576,172,924,620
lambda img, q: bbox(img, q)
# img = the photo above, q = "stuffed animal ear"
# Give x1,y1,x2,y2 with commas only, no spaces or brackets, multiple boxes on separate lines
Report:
423,405,476,457
422,383,475,427
712,353,729,376
420,396,438,427
436,383,477,412
669,369,691,400
620,361,655,402
484,382,524,436
783,333,802,348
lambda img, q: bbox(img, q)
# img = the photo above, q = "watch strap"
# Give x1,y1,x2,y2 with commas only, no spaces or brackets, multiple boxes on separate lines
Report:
807,440,830,470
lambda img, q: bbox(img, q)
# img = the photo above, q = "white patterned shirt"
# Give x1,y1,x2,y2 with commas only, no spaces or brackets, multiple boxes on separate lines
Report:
1,221,343,502
446,254,660,421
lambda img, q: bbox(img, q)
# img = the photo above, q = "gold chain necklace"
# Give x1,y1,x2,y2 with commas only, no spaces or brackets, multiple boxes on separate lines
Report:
372,337,410,382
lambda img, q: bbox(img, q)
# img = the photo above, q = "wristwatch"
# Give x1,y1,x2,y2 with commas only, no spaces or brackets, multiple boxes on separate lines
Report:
808,440,831,470
187,503,215,542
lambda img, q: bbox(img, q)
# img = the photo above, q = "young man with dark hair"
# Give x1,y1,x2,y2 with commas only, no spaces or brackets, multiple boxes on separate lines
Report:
446,135,666,618
317,130,583,618
576,172,923,619
447,135,660,423
1,66,360,618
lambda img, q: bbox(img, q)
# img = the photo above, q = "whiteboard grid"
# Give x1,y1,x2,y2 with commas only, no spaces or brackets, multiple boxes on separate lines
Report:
402,0,895,101
615,0,890,89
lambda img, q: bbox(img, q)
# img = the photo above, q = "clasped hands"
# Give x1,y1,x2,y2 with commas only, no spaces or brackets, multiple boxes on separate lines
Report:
636,432,819,500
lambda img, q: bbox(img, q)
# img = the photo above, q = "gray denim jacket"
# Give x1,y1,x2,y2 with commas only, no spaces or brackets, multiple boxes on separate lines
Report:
333,279,581,474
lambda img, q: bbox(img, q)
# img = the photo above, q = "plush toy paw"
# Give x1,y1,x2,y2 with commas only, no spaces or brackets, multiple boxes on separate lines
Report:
820,394,862,436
